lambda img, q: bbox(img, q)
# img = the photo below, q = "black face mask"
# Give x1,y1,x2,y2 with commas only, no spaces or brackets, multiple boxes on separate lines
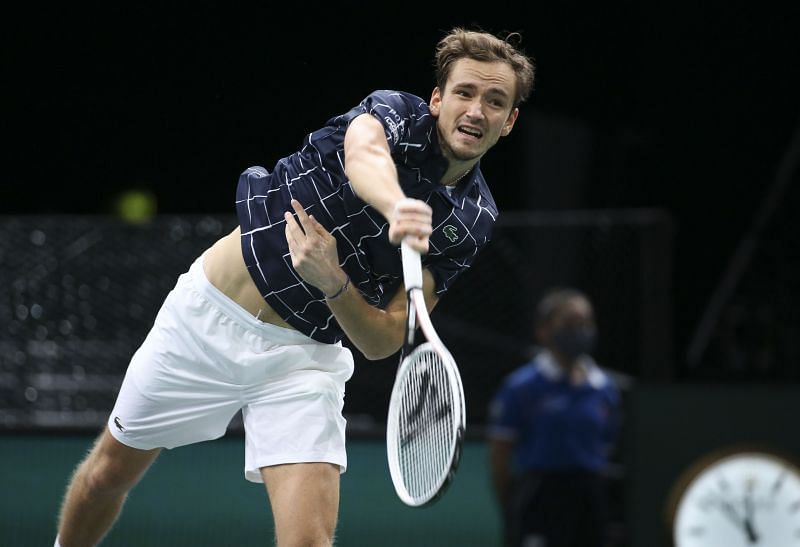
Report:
552,326,596,360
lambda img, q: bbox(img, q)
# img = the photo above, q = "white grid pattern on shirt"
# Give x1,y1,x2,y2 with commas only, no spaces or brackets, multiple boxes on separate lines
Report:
235,90,496,342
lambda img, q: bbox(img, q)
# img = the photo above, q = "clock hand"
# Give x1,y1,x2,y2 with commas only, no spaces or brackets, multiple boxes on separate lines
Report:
770,470,786,498
743,491,759,544
716,496,759,544
743,517,759,544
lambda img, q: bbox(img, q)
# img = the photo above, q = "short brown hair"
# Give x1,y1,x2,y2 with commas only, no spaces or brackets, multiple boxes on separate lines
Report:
434,27,536,107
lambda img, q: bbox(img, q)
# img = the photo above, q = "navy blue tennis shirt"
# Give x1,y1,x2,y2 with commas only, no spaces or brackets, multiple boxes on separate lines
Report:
235,90,499,343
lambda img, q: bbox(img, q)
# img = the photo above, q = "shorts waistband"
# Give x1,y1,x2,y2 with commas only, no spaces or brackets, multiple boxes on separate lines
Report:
187,253,323,346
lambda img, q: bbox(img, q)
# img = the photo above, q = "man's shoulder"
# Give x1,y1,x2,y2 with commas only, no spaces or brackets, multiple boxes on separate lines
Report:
365,89,426,102
504,360,545,389
323,90,428,129
360,90,430,115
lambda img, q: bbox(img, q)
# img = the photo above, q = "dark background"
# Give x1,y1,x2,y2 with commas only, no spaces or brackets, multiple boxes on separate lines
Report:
4,4,800,546
4,2,800,375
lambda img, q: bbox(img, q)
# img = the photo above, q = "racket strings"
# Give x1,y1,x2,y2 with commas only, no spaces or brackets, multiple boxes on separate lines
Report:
396,349,456,499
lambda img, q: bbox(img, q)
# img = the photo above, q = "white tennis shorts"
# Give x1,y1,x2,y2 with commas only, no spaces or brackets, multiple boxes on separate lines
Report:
108,253,354,482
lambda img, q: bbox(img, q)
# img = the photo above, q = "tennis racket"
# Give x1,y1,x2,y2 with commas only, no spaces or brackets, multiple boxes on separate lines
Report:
386,240,466,507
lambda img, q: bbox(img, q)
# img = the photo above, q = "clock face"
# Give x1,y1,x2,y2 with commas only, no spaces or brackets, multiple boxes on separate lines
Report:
673,451,800,546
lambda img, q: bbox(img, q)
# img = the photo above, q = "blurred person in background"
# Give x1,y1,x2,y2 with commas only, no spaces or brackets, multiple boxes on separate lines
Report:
488,287,620,547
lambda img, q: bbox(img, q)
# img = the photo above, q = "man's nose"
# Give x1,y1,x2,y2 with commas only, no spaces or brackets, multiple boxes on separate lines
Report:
465,100,485,120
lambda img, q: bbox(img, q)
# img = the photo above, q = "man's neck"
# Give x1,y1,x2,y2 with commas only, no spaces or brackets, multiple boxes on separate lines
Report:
442,164,474,187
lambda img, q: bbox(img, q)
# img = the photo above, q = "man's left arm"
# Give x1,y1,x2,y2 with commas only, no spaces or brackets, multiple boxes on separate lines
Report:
284,199,438,360
487,387,520,512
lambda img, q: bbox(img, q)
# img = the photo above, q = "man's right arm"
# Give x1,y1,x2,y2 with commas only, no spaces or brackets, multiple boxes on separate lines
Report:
343,113,432,252
285,112,435,359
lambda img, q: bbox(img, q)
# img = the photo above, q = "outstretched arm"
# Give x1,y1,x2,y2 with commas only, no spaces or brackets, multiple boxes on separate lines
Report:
284,199,438,360
344,113,432,252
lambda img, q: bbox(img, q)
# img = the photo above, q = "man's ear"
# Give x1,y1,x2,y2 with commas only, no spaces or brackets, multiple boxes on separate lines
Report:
501,107,519,136
429,87,442,116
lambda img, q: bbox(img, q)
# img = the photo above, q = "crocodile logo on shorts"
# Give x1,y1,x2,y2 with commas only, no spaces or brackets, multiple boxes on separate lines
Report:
443,225,458,242
114,416,126,432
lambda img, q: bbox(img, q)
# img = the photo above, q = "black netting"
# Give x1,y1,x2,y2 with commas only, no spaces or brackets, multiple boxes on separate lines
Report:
0,212,672,433
0,215,236,429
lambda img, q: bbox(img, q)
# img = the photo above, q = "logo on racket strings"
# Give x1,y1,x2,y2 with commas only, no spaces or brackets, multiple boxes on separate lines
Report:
400,371,451,447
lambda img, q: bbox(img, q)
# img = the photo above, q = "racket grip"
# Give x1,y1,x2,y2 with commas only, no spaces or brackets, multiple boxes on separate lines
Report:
401,240,423,290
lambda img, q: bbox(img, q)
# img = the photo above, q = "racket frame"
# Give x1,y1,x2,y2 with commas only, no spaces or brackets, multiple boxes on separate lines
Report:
385,242,466,506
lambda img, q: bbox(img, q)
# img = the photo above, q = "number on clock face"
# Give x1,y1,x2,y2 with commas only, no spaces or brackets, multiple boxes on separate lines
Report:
674,452,800,546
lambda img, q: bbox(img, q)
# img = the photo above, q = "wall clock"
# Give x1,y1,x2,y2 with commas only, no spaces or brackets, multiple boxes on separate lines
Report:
667,447,800,546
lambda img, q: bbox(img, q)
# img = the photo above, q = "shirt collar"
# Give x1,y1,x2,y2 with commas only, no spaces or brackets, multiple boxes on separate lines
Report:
536,350,607,389
436,166,482,209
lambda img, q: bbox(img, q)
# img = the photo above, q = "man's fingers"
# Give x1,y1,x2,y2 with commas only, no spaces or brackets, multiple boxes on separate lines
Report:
402,235,429,254
388,225,431,248
290,199,313,232
391,218,432,236
389,198,433,249
284,211,303,250
393,197,432,216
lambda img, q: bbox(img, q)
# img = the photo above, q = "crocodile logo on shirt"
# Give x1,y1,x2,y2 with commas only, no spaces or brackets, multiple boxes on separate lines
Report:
443,225,458,242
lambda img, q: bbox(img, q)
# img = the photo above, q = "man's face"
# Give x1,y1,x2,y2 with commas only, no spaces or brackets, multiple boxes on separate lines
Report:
541,297,597,361
550,298,596,334
429,58,519,163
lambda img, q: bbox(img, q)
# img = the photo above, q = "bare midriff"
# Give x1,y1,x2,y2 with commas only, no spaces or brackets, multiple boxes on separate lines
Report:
203,227,294,330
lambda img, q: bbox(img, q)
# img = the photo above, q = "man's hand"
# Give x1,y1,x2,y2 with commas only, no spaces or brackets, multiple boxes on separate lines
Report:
284,199,348,296
389,198,433,253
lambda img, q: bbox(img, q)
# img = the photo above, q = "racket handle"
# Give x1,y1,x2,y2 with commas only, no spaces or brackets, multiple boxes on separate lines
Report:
401,240,423,290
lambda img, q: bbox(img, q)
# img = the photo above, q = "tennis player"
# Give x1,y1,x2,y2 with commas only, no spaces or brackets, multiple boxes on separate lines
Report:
54,27,535,547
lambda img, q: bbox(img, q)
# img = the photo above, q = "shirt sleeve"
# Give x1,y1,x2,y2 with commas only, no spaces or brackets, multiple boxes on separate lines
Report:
336,89,430,153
